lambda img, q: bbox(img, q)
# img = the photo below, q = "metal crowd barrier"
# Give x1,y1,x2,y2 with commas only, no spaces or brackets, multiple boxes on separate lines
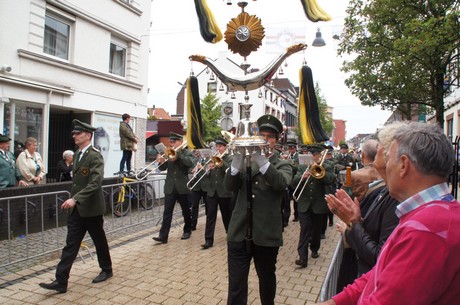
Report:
0,176,167,271
319,236,344,302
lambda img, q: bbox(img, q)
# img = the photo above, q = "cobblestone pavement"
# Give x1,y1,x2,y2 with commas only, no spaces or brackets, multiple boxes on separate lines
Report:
0,211,340,305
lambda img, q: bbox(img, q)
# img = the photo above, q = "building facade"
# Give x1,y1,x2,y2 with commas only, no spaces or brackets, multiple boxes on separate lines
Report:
0,0,151,179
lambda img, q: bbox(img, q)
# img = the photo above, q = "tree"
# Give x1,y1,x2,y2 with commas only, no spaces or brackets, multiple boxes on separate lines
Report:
338,0,460,126
200,92,222,143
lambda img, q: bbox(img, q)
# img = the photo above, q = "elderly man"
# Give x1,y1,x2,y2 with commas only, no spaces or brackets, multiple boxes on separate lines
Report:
314,122,460,305
0,134,27,188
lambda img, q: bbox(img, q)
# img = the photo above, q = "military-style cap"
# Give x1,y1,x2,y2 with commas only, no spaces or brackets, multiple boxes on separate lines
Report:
340,143,349,149
169,132,183,141
0,134,12,143
307,144,324,154
286,139,297,147
299,144,310,152
257,114,283,135
72,119,96,133
276,140,283,147
214,137,228,145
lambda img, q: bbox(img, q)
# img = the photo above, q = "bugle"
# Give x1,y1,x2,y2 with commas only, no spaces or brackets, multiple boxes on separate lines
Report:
292,149,328,201
135,140,188,180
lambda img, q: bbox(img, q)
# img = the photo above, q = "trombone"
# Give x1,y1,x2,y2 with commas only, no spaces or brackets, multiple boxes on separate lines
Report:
292,149,328,201
187,149,227,190
135,139,188,180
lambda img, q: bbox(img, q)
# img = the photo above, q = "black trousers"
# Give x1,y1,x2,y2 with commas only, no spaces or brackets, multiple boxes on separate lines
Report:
297,208,324,262
56,209,112,285
159,189,191,239
204,195,232,243
227,241,279,305
119,150,133,172
188,190,206,229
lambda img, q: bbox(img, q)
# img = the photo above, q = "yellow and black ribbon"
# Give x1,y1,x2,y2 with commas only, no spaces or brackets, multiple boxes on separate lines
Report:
194,0,223,43
186,76,206,149
298,65,329,144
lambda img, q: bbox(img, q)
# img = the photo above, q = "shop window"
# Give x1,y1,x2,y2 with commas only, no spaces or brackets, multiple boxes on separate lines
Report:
3,101,44,156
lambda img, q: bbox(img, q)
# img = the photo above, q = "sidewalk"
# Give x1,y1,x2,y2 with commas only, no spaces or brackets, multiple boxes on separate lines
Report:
0,212,339,305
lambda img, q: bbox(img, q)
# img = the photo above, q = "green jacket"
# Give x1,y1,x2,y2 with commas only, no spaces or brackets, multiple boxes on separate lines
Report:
0,151,22,188
71,146,105,217
202,154,232,198
119,121,137,151
224,154,293,247
291,159,335,214
159,149,194,195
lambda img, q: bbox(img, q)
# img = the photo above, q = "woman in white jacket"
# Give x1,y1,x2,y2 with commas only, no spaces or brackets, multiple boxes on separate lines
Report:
16,137,46,185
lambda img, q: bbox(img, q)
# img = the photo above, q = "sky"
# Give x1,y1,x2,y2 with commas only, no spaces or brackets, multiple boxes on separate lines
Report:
148,0,392,139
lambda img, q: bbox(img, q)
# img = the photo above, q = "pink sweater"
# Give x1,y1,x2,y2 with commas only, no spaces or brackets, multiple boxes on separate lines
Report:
333,200,460,305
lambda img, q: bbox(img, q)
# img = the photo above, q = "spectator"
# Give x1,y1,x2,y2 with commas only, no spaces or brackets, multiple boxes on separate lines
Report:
57,150,74,182
311,122,460,305
119,113,138,174
16,137,46,185
0,134,27,188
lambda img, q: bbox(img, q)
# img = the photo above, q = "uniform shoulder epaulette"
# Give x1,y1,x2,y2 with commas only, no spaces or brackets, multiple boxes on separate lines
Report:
92,146,100,152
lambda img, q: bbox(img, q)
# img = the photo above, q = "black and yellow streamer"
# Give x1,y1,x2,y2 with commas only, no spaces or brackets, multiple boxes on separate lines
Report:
186,76,207,149
194,0,223,43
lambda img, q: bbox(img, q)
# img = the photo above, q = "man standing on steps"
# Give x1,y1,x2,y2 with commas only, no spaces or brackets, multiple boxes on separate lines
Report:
39,119,112,293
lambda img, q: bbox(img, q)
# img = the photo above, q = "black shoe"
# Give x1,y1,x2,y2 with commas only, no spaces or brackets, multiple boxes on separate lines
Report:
293,218,298,222
152,236,167,244
295,259,308,268
320,234,326,239
329,222,334,227
311,251,319,259
191,226,197,231
39,280,67,293
283,222,288,228
181,232,191,240
201,241,213,249
92,270,113,283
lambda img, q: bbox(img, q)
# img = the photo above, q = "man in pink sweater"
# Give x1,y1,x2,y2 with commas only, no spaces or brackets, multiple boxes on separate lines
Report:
316,122,460,305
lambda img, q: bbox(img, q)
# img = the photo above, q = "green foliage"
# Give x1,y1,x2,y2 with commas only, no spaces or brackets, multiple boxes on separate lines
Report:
200,93,222,143
338,0,460,125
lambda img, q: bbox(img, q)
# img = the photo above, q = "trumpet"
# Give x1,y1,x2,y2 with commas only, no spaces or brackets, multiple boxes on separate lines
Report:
292,149,328,201
135,140,188,180
187,149,228,190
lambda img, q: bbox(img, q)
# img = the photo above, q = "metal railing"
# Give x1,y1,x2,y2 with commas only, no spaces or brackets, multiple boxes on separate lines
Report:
319,236,344,302
0,176,168,271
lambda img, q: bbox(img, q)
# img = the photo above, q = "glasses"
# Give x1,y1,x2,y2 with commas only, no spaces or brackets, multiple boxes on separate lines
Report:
260,133,277,139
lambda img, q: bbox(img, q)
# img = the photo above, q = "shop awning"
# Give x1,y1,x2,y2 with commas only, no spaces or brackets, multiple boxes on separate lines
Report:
146,131,157,139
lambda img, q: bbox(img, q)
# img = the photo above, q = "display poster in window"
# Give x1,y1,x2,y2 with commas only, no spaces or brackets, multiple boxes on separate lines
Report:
94,113,124,177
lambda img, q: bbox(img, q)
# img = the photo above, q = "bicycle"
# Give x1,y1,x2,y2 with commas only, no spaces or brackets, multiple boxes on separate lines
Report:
111,172,155,217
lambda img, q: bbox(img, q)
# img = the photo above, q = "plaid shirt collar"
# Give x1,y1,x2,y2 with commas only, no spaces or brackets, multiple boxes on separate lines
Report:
395,183,451,218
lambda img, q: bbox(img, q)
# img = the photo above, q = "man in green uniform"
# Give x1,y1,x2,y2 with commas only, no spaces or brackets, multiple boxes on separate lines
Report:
225,114,293,305
152,132,194,243
39,119,112,293
291,144,335,268
200,136,233,249
0,134,27,188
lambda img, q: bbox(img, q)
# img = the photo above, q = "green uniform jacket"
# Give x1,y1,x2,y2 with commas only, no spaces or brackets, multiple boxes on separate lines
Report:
119,121,137,151
159,149,193,195
0,151,22,188
291,159,335,214
202,154,232,198
188,156,206,192
224,154,293,247
71,146,105,217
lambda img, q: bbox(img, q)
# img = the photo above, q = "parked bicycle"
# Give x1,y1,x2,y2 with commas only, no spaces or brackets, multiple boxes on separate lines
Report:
111,172,155,217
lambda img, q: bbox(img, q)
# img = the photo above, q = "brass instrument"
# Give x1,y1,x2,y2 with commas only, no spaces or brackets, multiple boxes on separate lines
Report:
135,139,188,180
187,149,228,190
293,149,328,201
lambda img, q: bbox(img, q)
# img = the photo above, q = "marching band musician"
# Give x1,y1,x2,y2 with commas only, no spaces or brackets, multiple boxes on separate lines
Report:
285,139,300,224
224,114,293,305
291,144,335,268
152,132,194,243
200,136,233,249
